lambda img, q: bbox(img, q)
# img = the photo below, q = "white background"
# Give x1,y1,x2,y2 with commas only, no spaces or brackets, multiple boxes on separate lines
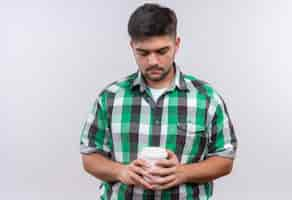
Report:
1,0,291,199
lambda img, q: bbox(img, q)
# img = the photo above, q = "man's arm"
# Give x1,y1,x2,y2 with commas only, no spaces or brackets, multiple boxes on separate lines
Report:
147,151,233,190
80,96,151,189
81,153,123,182
179,156,233,184
81,153,153,189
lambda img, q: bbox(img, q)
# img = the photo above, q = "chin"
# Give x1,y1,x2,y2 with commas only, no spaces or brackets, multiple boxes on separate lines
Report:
146,74,161,80
149,77,165,82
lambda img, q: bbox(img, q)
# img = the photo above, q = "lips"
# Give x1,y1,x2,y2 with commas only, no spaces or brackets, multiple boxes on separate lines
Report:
149,70,161,75
148,68,162,73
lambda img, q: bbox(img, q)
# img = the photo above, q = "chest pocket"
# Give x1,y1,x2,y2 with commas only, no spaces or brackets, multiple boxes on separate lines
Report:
176,122,208,162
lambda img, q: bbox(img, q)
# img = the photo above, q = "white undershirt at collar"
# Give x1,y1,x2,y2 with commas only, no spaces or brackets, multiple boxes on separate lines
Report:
149,87,167,102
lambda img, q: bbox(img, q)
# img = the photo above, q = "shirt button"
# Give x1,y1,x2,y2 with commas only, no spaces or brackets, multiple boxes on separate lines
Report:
155,120,160,124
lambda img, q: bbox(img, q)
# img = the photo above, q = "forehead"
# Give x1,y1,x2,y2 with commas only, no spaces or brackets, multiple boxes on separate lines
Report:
132,35,175,50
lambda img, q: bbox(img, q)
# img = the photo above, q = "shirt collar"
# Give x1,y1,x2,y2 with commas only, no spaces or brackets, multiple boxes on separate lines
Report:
131,63,189,93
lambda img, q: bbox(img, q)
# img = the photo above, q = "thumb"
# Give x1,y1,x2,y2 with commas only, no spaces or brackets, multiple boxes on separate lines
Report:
166,149,176,159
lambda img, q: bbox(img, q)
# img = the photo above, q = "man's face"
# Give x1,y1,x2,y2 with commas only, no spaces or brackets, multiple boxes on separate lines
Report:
130,35,180,83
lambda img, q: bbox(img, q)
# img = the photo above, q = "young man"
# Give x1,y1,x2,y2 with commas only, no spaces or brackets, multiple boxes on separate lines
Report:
80,3,237,200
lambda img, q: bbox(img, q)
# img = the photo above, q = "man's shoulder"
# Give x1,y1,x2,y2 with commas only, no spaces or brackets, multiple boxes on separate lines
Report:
183,73,217,97
98,72,138,97
183,73,227,107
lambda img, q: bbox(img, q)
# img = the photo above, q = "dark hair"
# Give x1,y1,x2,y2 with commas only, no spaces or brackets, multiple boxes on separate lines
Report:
128,3,177,41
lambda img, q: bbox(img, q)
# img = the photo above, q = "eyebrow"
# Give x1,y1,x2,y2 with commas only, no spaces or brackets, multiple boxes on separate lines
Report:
136,46,170,53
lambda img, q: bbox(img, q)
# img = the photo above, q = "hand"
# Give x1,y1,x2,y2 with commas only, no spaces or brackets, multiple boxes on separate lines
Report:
118,159,153,190
147,150,186,190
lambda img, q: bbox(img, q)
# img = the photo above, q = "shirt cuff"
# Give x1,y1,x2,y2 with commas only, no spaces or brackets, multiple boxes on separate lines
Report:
207,144,237,159
80,144,112,158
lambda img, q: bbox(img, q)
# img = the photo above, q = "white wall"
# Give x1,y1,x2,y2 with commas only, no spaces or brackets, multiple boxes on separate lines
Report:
1,0,291,199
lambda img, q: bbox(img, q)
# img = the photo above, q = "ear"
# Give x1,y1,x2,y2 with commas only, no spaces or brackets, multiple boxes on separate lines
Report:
129,40,137,58
130,40,134,49
175,36,181,53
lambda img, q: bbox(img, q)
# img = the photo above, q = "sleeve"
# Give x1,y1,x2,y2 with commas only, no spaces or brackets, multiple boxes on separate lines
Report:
207,94,238,159
80,95,112,158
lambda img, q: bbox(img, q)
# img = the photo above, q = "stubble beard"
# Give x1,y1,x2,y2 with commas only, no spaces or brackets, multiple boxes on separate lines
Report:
143,65,172,82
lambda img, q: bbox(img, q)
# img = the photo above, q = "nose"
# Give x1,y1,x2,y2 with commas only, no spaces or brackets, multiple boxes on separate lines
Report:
147,53,159,66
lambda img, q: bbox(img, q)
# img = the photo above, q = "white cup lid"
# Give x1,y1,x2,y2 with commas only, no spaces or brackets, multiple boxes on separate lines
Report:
139,147,167,160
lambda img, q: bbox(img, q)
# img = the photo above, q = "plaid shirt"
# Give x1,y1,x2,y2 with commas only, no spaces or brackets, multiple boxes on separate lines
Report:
80,64,237,200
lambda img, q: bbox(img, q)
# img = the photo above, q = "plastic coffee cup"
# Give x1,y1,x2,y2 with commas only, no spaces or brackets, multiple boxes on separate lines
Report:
139,147,167,182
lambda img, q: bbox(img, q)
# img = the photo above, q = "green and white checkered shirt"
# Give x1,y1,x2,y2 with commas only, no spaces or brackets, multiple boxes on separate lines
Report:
80,64,237,200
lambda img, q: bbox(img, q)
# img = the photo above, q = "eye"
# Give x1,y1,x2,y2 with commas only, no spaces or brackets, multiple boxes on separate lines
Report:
137,51,149,57
157,48,169,55
140,52,149,57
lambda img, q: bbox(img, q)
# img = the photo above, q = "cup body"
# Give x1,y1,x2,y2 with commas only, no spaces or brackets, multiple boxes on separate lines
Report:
139,147,167,183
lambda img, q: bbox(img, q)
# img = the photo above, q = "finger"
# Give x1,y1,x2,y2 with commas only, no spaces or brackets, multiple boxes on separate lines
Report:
155,159,176,168
129,171,153,189
166,150,176,159
128,171,141,185
167,150,179,161
154,180,177,191
127,173,138,185
149,166,176,176
142,173,155,181
133,159,151,168
129,164,148,177
150,175,176,185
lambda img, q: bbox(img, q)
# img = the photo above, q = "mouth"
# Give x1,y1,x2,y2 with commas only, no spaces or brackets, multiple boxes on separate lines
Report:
148,68,162,73
149,70,162,75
